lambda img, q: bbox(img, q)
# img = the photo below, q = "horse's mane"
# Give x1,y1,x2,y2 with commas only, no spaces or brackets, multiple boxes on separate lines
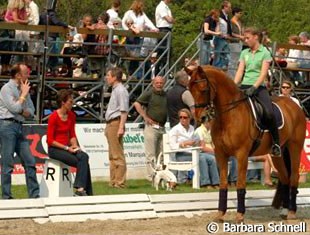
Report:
192,65,241,97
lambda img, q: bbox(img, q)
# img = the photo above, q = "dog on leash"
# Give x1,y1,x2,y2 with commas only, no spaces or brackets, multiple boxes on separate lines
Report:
152,165,177,191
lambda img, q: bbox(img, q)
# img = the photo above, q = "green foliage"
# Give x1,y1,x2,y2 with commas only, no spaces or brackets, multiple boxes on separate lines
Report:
1,0,310,60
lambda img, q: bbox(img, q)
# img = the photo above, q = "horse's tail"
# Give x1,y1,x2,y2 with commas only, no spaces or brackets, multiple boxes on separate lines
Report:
271,145,291,209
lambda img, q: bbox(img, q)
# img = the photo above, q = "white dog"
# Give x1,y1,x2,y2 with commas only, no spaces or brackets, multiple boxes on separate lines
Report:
152,165,177,191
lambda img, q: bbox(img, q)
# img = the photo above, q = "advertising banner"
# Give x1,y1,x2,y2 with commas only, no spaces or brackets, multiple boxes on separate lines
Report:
300,121,310,173
5,123,146,181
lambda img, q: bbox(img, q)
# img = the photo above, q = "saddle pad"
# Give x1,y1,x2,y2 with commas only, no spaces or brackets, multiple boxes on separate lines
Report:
248,98,284,132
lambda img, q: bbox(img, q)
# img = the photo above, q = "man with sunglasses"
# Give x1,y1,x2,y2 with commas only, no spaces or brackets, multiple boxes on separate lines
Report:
279,80,301,107
0,63,40,199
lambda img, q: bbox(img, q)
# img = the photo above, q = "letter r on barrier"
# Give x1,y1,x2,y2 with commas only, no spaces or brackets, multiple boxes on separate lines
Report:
46,167,55,181
62,168,70,181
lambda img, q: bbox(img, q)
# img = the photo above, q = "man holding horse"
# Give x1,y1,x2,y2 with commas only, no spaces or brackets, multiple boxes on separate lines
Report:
234,27,281,157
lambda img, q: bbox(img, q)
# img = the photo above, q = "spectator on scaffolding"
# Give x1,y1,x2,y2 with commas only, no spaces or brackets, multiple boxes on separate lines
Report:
286,35,303,83
5,0,29,63
80,14,96,54
229,6,244,77
111,17,126,45
0,9,14,75
122,0,158,33
94,13,110,57
122,0,158,76
298,32,310,69
287,35,301,66
199,9,220,66
24,0,39,72
39,0,74,76
59,33,75,77
212,0,232,71
79,14,101,78
106,0,121,28
124,18,141,75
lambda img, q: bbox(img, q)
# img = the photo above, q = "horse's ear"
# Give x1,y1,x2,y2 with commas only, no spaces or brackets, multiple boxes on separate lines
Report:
197,66,204,74
184,66,193,76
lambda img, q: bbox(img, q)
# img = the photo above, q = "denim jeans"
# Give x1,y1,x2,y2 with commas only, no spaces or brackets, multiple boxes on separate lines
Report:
228,156,237,183
175,152,220,185
213,37,230,69
199,152,219,186
175,152,191,183
47,36,59,69
228,42,242,78
48,147,93,195
199,39,211,65
0,120,39,199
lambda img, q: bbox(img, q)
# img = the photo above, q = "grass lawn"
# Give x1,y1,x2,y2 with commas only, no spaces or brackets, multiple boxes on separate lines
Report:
3,174,310,199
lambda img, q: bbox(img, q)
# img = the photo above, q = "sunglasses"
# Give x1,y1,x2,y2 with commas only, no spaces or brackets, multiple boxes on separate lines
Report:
281,86,291,89
179,116,189,119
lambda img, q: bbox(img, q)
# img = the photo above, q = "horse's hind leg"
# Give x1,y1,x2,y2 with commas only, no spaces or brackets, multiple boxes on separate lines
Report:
214,154,229,222
287,143,302,220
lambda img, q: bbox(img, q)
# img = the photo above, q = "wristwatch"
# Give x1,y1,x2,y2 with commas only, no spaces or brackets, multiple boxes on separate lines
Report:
64,146,69,151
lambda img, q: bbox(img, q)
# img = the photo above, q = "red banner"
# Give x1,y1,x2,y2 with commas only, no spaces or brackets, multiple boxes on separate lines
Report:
300,121,310,173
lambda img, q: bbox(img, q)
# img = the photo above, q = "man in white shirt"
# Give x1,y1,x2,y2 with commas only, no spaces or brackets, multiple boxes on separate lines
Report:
25,0,40,69
155,0,175,70
155,0,175,32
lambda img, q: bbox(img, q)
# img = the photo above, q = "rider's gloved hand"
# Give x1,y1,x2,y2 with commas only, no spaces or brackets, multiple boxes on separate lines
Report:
244,86,257,96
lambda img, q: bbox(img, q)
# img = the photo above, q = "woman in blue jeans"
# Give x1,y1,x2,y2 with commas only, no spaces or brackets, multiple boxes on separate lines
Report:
169,109,219,187
194,115,219,188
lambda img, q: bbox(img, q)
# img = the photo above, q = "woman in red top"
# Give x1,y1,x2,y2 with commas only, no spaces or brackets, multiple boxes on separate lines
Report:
47,89,92,196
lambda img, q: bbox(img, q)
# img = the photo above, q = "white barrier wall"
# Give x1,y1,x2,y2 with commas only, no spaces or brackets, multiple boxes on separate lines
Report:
4,123,147,185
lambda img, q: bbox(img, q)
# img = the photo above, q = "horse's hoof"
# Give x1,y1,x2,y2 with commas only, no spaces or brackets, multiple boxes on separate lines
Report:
235,213,244,223
214,211,225,223
286,211,297,220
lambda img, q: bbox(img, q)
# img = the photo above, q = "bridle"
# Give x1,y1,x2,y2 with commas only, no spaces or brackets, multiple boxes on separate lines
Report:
191,75,247,117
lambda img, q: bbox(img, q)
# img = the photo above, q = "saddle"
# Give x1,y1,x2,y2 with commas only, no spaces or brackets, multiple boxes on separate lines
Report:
248,97,284,131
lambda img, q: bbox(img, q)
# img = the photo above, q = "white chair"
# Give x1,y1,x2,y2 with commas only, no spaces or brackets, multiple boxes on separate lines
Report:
162,133,201,189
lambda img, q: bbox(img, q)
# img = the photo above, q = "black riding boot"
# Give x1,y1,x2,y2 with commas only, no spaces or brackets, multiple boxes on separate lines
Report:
268,116,281,157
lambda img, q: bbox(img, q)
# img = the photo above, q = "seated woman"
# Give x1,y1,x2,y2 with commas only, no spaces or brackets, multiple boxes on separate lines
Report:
248,154,277,187
47,89,93,196
194,114,220,189
168,109,219,188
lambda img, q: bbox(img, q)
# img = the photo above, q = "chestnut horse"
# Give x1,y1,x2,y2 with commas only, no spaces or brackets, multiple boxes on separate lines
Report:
186,65,306,222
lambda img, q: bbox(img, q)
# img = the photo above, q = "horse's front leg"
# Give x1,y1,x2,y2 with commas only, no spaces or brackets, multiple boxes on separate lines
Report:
235,155,248,223
214,153,229,222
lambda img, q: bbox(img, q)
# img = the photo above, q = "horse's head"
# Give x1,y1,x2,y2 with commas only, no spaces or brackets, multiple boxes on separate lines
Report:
185,65,214,124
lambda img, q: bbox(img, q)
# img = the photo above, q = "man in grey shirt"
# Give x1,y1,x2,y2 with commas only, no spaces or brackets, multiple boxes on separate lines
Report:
104,67,129,188
0,63,39,199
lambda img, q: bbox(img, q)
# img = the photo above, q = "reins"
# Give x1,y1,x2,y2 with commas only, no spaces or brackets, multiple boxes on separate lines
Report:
193,76,248,115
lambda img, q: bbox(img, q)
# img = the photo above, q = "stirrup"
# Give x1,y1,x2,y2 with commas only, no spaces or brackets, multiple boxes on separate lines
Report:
271,144,281,157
